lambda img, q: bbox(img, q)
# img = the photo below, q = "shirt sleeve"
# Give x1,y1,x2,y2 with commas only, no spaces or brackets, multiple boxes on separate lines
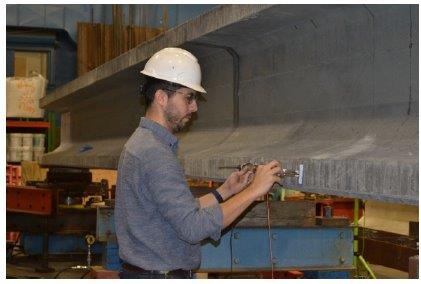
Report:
142,145,223,244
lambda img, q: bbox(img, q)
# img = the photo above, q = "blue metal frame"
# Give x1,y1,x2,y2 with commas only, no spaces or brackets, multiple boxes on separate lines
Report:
97,207,353,272
21,234,103,255
21,207,353,279
201,227,353,271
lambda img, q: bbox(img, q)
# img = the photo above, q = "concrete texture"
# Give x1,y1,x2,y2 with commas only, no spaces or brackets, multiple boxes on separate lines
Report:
40,5,418,205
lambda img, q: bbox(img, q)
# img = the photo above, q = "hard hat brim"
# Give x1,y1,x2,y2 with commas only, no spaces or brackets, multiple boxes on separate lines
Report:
140,70,207,94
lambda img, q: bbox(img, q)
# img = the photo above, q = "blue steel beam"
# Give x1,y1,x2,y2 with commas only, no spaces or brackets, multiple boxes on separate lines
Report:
96,206,353,271
201,227,353,271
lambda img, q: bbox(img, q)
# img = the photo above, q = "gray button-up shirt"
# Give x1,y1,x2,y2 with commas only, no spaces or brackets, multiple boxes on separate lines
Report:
115,117,223,270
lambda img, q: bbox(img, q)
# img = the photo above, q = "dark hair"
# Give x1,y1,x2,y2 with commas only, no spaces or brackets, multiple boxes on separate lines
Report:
140,76,183,109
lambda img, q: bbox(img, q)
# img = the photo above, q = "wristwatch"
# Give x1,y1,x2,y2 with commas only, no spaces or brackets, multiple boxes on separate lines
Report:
211,190,224,203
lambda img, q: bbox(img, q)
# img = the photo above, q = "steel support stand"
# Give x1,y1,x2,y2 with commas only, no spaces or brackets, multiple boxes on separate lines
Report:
353,198,376,279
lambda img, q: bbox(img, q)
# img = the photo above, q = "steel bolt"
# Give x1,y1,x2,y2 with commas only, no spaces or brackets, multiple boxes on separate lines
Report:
233,257,240,264
233,232,240,239
272,256,277,264
339,256,345,264
339,232,344,239
272,233,277,240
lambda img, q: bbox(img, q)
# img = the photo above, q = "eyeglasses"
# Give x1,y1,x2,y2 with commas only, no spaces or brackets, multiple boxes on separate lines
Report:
163,88,198,105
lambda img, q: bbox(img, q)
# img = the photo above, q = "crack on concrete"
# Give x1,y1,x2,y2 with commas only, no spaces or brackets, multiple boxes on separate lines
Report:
407,5,413,115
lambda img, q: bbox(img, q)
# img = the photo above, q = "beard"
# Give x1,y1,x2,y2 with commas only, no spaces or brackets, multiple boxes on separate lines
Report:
164,105,190,132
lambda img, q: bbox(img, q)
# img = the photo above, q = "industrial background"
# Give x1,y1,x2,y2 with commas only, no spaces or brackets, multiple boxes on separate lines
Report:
5,4,419,279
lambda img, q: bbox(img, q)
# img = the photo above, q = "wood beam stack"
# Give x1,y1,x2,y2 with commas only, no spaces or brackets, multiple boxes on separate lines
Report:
77,22,162,76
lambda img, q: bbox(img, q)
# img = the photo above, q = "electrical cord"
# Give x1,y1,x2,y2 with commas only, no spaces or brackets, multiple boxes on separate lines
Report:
6,275,42,279
362,201,366,257
54,266,89,279
266,194,274,279
229,227,234,273
80,269,91,279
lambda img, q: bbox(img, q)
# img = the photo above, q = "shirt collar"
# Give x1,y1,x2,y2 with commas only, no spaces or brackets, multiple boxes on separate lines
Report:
139,117,179,150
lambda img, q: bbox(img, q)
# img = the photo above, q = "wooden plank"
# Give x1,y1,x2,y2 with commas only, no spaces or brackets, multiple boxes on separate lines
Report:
76,22,163,75
104,25,112,62
408,255,418,279
87,23,94,72
235,200,316,227
138,27,146,44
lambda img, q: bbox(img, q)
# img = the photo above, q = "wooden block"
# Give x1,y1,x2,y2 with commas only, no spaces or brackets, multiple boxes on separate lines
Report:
409,221,418,237
408,255,419,279
235,201,316,227
195,272,208,279
139,27,146,43
315,216,350,227
90,266,119,279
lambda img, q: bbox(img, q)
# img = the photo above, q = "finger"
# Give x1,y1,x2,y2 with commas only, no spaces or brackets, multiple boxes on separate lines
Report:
238,166,250,176
255,165,264,173
242,171,253,183
273,176,282,184
267,160,280,169
246,172,255,184
270,165,282,175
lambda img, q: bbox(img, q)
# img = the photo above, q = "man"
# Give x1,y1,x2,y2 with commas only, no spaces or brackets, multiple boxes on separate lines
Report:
115,47,282,279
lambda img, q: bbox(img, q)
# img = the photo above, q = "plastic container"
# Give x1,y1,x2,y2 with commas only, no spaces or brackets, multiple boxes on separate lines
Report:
9,133,23,147
22,133,34,148
33,133,45,147
33,146,45,163
22,147,33,161
8,147,22,162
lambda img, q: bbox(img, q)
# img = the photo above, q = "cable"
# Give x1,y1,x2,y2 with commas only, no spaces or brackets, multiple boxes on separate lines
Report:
54,266,89,279
266,194,274,279
362,201,366,257
229,227,234,273
54,267,72,279
80,270,91,279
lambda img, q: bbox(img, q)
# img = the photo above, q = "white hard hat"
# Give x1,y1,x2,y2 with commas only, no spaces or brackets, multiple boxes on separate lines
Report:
140,47,206,94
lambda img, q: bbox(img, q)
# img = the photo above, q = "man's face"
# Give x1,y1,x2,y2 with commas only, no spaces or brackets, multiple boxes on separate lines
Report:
163,87,198,132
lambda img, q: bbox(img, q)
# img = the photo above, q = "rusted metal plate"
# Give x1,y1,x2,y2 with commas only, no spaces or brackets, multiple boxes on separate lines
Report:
6,186,56,215
6,208,97,234
358,228,418,272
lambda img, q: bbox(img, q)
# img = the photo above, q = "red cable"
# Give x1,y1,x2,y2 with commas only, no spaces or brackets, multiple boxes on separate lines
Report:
266,194,274,279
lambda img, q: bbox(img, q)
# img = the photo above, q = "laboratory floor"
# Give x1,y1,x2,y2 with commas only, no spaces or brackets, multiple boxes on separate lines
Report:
6,254,410,279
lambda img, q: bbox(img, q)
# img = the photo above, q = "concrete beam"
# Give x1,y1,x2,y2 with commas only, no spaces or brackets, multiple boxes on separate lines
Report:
40,5,418,205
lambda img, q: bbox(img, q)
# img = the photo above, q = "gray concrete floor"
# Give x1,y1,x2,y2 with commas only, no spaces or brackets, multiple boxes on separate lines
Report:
6,254,410,279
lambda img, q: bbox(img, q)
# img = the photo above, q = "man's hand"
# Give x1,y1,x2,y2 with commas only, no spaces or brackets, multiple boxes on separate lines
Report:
218,167,254,201
245,160,282,199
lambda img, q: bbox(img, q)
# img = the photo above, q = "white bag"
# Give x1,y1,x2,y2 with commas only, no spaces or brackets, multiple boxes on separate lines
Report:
6,74,47,118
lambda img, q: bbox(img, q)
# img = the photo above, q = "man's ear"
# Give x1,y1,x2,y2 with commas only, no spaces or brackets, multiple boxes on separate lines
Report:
154,89,168,107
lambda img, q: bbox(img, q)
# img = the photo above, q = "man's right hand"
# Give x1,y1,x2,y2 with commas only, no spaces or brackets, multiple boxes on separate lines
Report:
246,160,282,198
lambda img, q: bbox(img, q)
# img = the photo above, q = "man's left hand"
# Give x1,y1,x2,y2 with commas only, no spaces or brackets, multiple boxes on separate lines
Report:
219,167,254,200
